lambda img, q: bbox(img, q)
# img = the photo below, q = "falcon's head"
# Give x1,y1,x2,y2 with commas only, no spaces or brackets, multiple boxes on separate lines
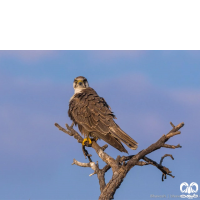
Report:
73,76,89,93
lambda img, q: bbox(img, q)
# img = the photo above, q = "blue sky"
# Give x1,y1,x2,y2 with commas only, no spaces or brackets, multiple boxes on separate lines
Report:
0,51,200,200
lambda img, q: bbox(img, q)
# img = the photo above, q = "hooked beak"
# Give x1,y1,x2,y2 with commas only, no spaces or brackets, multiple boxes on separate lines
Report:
77,80,83,86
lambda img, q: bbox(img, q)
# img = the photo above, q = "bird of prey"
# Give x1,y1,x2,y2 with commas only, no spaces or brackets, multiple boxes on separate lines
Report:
68,76,138,153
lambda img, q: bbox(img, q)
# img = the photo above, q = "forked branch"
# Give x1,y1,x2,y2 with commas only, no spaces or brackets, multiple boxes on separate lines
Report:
55,122,184,200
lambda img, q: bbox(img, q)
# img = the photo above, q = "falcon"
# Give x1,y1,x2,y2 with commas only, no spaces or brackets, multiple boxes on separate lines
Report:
68,76,138,153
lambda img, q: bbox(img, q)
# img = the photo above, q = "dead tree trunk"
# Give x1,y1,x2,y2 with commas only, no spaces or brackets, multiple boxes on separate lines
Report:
55,122,184,200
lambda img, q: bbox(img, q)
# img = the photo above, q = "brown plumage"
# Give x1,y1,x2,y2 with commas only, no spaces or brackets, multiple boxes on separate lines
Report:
68,77,138,153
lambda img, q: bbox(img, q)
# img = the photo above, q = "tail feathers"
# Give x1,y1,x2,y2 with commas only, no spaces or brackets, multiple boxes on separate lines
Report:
93,131,128,153
109,126,138,150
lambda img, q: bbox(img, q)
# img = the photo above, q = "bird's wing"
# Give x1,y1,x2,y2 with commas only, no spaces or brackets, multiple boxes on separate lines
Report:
69,87,138,151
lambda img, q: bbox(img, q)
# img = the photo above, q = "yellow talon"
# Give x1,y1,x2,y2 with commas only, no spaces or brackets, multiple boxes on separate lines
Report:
82,137,92,145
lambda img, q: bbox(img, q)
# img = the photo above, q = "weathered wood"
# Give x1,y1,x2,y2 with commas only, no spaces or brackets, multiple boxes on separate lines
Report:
55,122,184,200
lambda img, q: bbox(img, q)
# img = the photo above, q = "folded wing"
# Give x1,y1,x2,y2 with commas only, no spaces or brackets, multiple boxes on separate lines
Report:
68,87,138,153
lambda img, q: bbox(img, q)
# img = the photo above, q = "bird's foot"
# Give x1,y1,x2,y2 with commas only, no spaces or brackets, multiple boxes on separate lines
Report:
82,137,92,146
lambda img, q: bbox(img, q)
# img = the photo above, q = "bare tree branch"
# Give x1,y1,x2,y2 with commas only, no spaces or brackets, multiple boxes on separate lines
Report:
98,122,184,200
55,121,184,200
102,144,108,151
160,154,174,165
162,144,182,149
72,159,99,176
56,122,119,173
55,122,83,143
102,164,111,173
91,141,119,173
